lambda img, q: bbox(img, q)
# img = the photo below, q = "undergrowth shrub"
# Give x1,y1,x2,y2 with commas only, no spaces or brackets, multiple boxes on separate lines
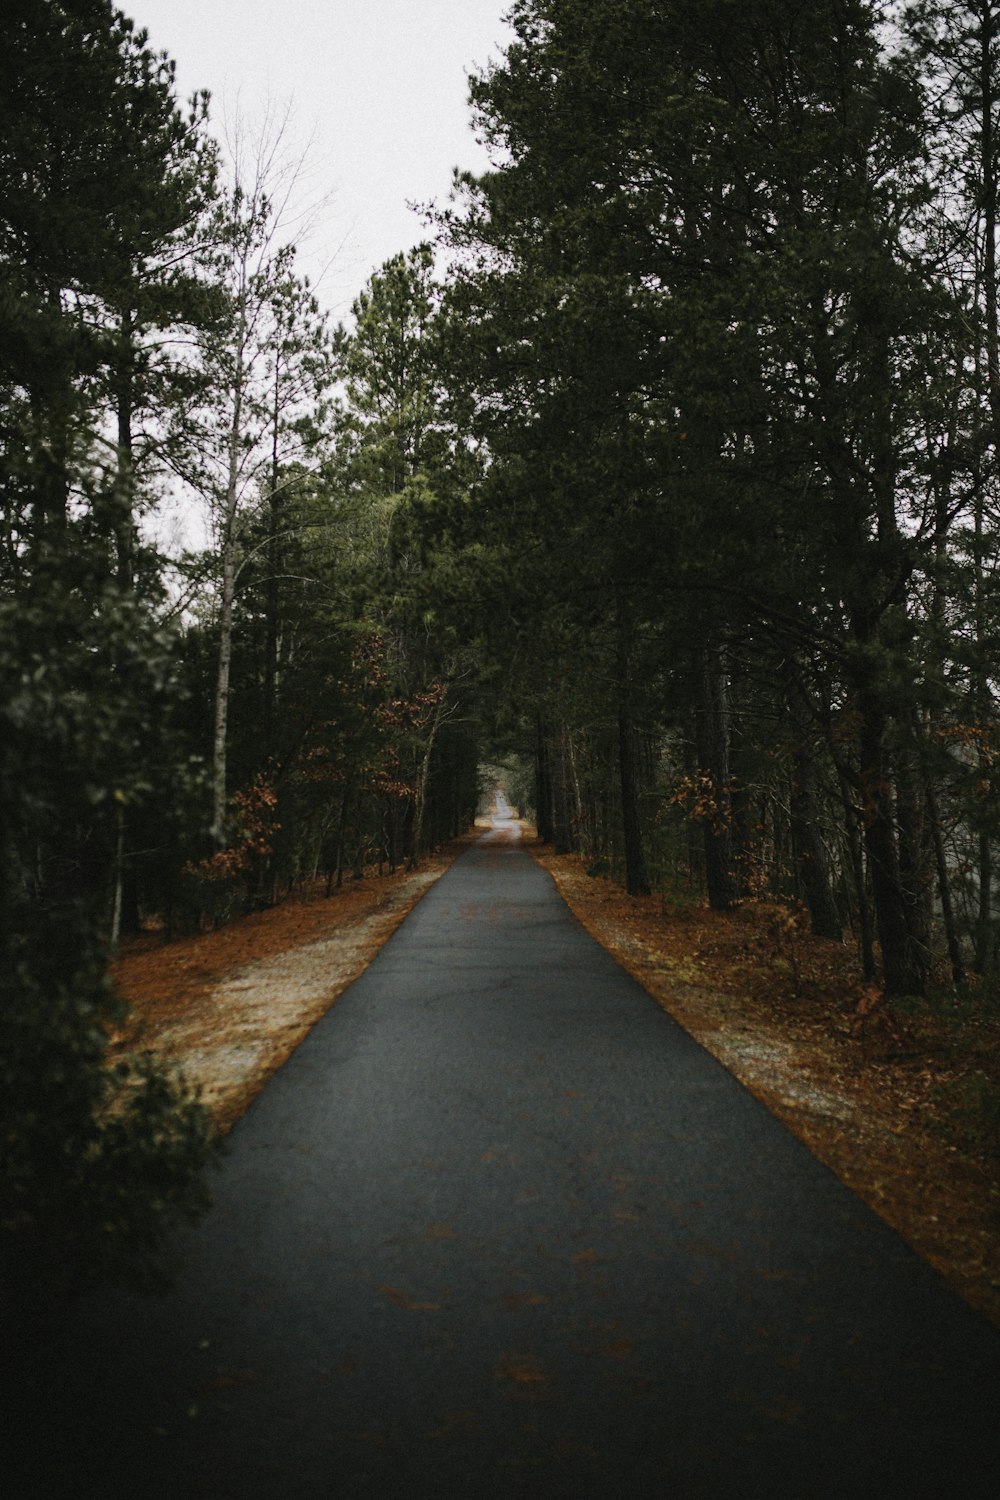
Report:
1,934,216,1313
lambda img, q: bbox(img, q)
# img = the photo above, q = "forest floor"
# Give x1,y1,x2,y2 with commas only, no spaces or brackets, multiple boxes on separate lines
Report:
110,837,476,1134
530,840,1000,1332
111,822,1000,1330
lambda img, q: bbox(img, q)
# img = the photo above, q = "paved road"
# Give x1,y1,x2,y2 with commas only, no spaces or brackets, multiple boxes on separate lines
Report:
11,819,1000,1497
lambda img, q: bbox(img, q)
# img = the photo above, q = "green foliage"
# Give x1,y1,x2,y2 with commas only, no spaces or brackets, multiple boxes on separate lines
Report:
11,0,1000,1306
344,244,442,493
432,0,1000,984
1,960,214,1302
0,2,221,1296
0,578,215,1300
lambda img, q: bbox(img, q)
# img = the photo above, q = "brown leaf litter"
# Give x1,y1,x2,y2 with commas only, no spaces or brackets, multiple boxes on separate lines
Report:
110,821,1000,1331
111,837,476,1133
529,839,1000,1331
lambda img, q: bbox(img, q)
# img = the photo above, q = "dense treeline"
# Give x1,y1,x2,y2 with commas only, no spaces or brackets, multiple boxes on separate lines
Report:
433,0,1000,1003
0,2,478,1295
4,0,1000,1292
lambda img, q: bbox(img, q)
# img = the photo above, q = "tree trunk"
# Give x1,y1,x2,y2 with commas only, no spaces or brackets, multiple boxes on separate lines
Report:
108,306,140,938
113,306,137,589
857,693,927,997
926,780,965,989
535,717,554,843
409,693,446,869
614,596,650,896
551,728,575,856
211,303,247,848
949,6,1000,973
842,774,876,982
30,288,73,559
567,733,584,844
790,745,842,941
696,645,736,911
617,707,650,895
975,829,993,974
264,349,282,756
109,805,125,956
211,538,237,847
896,738,933,980
974,496,994,973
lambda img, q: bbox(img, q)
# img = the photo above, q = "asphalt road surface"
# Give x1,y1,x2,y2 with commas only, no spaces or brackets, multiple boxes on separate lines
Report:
10,815,1000,1498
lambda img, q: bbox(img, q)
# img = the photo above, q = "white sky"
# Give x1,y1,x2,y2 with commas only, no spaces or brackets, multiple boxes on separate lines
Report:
125,0,512,317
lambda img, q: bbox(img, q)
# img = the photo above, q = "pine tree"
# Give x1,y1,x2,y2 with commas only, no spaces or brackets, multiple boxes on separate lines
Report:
173,122,337,849
441,0,952,988
0,0,217,1299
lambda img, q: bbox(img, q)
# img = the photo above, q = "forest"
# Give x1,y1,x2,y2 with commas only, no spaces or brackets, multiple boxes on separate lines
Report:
3,0,1000,1291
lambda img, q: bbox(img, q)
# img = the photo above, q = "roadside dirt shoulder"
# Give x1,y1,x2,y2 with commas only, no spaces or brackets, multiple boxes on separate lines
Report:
111,839,473,1134
528,839,1000,1331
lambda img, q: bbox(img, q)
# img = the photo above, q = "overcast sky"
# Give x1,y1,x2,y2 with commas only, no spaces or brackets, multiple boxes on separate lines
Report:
125,0,512,316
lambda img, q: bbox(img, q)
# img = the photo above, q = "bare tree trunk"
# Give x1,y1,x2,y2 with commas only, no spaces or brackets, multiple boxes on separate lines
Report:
108,307,138,941
211,305,247,848
974,483,994,972
211,537,238,846
264,349,282,756
409,694,446,869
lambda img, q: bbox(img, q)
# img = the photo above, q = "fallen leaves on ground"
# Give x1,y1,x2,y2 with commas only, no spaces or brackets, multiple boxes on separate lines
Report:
110,841,472,1133
496,1355,549,1384
530,840,1000,1330
108,823,1000,1332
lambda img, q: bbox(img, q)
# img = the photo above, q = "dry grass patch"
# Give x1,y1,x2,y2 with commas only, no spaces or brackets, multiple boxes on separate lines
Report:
110,841,473,1133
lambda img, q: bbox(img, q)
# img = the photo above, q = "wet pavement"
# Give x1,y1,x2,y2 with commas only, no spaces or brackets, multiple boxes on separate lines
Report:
9,818,1000,1497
